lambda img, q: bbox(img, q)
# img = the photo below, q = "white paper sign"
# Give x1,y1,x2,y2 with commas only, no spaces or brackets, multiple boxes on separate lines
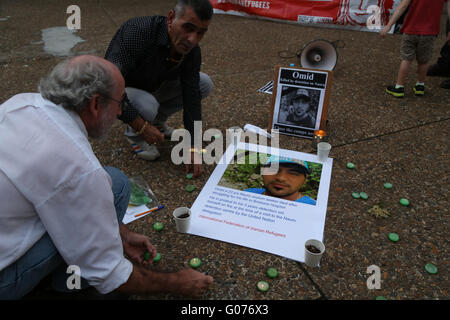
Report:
122,204,151,224
189,143,332,262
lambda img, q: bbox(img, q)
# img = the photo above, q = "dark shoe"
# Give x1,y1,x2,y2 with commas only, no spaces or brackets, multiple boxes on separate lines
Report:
440,79,450,89
386,85,405,98
427,64,450,77
413,84,425,96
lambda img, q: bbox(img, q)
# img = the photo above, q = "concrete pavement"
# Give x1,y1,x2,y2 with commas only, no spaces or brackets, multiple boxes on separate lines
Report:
1,0,448,300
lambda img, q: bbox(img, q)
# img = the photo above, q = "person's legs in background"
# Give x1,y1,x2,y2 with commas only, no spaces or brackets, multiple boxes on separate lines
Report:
386,34,416,98
412,35,436,96
386,59,412,97
427,19,450,88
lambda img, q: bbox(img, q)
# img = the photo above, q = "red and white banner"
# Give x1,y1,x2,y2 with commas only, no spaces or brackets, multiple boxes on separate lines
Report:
212,0,401,33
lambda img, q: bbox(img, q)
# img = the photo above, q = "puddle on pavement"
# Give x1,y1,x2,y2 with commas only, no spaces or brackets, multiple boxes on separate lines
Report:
41,26,85,56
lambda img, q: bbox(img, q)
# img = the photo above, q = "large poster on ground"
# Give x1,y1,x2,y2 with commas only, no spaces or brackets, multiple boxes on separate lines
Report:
212,0,401,33
188,143,333,263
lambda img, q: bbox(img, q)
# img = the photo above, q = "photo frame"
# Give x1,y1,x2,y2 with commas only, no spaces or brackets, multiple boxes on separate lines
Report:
269,66,333,139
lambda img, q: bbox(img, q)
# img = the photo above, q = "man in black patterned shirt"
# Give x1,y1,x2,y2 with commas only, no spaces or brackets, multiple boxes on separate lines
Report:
105,0,213,177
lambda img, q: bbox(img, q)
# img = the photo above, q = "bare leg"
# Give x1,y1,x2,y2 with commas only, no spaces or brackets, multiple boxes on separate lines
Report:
396,60,412,86
417,63,428,83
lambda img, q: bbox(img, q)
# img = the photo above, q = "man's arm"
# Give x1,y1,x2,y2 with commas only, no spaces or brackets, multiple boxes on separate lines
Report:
117,224,213,296
105,18,165,144
119,224,157,266
117,224,213,297
380,0,412,37
180,47,202,139
180,47,204,177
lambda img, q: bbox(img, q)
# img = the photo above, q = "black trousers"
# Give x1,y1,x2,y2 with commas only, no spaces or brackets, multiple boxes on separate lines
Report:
436,19,450,70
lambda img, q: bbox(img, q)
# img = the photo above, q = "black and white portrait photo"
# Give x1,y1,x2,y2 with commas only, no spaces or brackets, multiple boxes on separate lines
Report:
277,86,320,129
271,67,331,139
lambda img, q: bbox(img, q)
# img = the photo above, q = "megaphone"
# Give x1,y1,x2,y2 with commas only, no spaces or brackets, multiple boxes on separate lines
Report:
298,39,339,71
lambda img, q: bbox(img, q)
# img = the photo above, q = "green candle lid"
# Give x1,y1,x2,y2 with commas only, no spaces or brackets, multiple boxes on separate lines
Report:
383,182,393,189
153,222,164,231
388,233,399,242
346,162,355,169
189,257,202,268
352,192,361,199
360,192,369,200
425,263,438,274
144,251,150,261
266,267,278,278
399,198,410,206
257,281,269,292
153,252,161,262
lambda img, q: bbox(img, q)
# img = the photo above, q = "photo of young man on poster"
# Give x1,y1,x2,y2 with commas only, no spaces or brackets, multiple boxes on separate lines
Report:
218,151,322,206
245,155,317,205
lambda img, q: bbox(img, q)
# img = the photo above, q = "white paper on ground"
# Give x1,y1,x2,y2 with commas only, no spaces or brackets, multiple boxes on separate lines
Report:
122,204,151,224
188,142,333,263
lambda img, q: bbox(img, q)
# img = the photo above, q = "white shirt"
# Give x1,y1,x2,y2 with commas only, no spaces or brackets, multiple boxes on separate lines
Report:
0,93,132,294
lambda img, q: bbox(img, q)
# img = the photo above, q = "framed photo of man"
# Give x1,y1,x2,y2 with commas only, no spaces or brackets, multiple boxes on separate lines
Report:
270,66,333,139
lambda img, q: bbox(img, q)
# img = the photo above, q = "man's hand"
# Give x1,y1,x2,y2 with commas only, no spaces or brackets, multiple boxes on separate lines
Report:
380,0,411,38
115,264,214,296
130,117,164,144
120,224,156,266
380,25,391,38
185,150,203,178
141,123,164,145
173,269,214,297
186,163,203,178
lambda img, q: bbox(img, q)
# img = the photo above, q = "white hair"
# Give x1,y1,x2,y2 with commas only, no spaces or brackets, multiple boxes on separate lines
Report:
39,57,115,112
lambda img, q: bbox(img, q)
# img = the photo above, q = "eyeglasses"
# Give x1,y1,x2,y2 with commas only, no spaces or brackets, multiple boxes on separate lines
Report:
107,93,129,112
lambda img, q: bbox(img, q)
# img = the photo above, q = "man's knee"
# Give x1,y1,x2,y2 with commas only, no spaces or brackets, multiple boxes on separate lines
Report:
199,72,213,99
103,167,130,223
0,233,62,299
125,87,159,122
104,167,130,197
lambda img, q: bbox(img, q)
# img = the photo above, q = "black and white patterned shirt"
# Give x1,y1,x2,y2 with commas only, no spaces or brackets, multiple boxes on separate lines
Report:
105,16,202,135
